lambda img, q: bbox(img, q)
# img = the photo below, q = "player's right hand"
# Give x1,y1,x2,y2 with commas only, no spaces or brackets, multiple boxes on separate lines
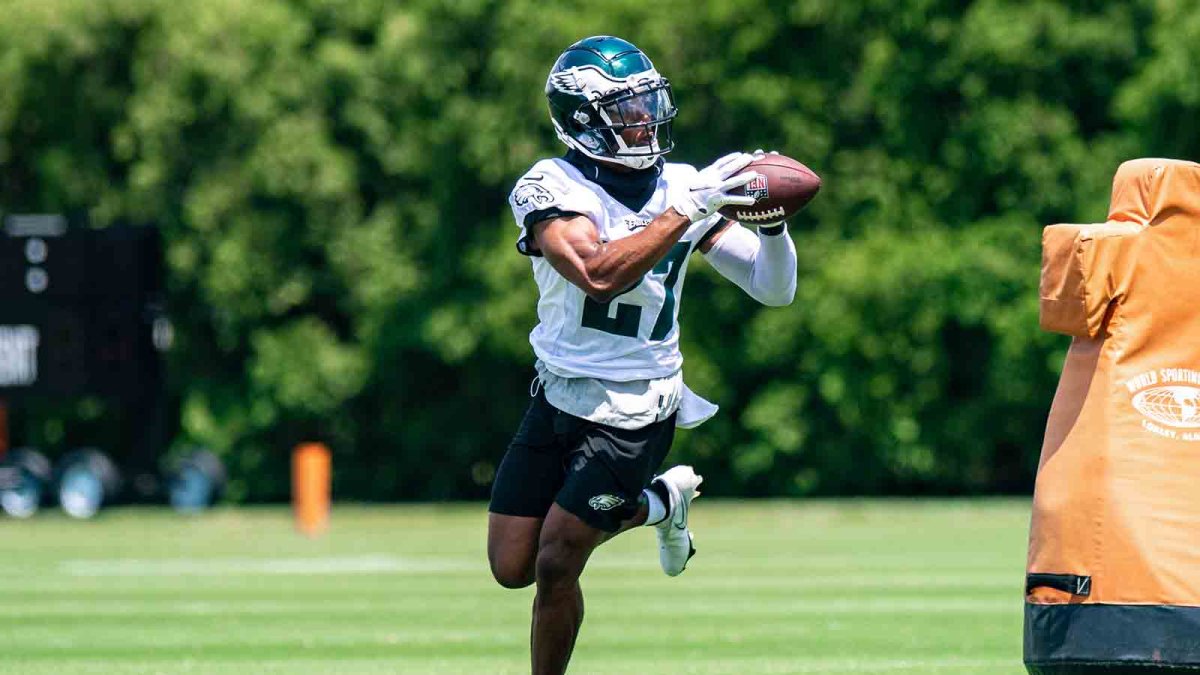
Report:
669,152,759,223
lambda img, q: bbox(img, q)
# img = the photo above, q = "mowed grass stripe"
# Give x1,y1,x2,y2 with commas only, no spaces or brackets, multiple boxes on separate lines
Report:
0,596,1019,620
0,500,1030,674
0,614,1015,653
2,653,1022,667
0,572,1021,598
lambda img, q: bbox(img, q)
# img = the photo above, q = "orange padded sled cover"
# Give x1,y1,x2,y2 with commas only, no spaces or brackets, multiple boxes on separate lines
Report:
1026,159,1200,672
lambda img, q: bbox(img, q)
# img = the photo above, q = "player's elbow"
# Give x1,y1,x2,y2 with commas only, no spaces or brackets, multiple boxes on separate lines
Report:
755,285,796,307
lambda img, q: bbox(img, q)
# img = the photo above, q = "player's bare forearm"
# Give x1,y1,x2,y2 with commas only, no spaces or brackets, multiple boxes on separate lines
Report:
533,208,691,303
578,208,691,300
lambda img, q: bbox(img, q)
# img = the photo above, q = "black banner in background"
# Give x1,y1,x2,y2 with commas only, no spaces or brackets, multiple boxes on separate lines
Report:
0,217,165,400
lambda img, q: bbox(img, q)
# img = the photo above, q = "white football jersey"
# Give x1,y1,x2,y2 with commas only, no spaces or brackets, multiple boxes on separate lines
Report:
509,157,720,382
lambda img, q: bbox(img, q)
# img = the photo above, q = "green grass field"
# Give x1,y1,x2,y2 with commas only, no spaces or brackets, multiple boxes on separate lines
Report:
0,500,1031,674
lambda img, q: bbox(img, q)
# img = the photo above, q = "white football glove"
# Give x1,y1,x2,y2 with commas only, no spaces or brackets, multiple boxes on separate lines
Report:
670,152,760,223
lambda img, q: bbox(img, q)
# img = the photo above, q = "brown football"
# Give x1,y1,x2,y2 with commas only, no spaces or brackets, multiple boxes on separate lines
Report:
718,154,821,224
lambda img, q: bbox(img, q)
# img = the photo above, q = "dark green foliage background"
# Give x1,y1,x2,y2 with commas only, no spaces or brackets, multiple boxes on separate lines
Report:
1,0,1193,500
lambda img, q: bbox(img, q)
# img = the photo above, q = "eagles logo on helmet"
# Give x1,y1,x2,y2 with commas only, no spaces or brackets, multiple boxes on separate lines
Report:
545,36,677,170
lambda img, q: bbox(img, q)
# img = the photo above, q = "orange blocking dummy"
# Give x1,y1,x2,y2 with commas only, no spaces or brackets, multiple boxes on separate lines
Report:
1026,158,1200,674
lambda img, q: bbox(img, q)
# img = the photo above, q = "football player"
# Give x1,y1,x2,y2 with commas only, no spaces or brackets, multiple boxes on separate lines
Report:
487,35,798,674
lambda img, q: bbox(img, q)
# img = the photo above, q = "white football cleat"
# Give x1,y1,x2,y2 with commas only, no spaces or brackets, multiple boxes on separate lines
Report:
652,465,703,576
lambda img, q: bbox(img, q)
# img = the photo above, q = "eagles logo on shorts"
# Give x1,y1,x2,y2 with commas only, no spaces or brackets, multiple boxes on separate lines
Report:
588,494,625,511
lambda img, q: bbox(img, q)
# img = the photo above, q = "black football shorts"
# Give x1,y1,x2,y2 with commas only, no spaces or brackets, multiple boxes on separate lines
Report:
489,387,677,532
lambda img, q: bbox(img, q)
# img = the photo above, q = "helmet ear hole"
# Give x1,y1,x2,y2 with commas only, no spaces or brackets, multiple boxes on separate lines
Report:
574,129,608,153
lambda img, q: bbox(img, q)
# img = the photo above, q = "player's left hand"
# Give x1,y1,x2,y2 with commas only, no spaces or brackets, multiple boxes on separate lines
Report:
670,152,760,223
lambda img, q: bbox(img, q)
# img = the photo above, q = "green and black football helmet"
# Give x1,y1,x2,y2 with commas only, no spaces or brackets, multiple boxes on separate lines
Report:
545,36,677,170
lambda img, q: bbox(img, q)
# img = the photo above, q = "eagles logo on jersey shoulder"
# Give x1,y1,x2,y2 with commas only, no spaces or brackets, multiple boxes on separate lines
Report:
510,169,572,226
512,173,555,211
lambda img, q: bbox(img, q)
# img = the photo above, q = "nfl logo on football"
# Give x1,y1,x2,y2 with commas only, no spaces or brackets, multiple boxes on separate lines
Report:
745,174,769,201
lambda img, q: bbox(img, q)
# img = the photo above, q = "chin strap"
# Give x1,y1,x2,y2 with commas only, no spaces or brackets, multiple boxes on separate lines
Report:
554,120,665,171
572,140,660,170
613,155,660,170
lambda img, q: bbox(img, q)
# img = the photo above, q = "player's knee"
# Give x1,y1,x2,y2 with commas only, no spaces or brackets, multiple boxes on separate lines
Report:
490,556,535,589
535,542,582,589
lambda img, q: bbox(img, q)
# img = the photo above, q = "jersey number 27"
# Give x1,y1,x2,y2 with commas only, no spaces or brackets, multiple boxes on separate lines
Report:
580,242,690,341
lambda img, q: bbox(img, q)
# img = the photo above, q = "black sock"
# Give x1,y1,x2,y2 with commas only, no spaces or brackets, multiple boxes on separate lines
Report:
648,478,671,511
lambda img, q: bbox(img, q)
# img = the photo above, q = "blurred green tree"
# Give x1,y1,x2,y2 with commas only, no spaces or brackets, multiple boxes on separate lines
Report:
0,0,1170,499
